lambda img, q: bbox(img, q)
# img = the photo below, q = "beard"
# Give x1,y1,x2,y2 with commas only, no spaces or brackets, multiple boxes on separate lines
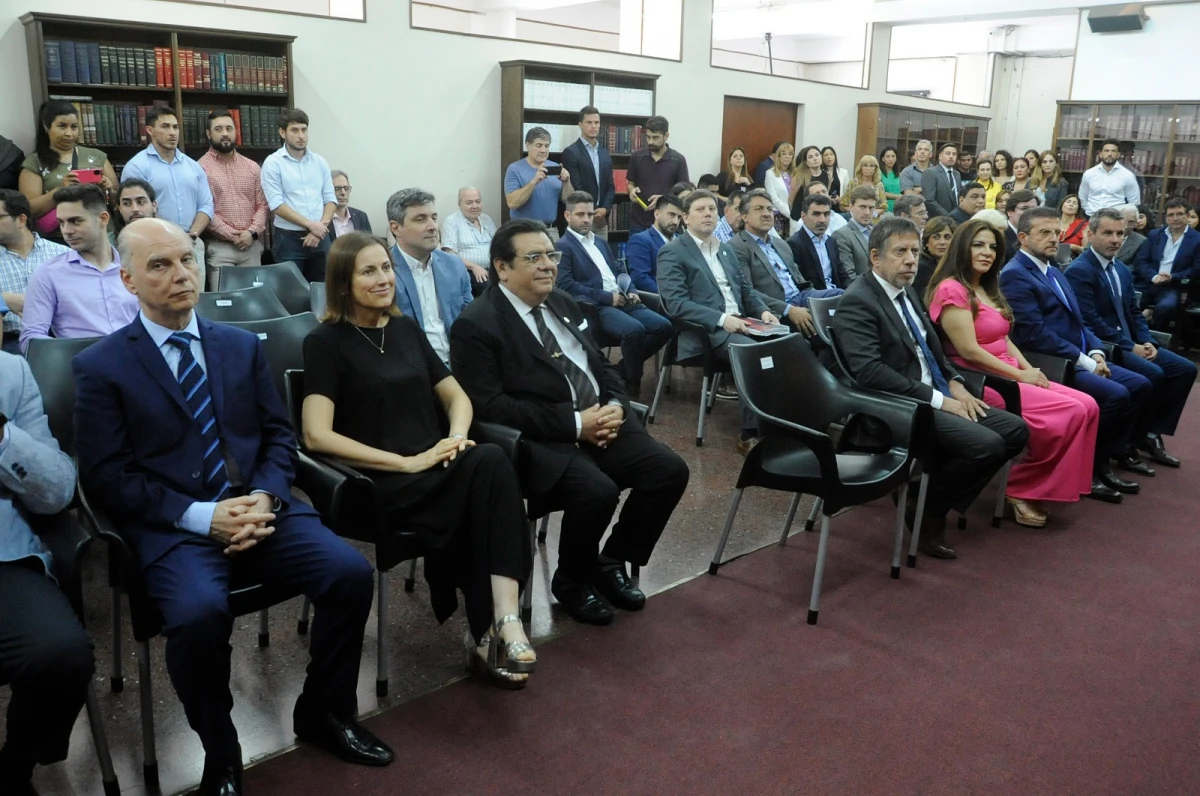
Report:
211,139,236,154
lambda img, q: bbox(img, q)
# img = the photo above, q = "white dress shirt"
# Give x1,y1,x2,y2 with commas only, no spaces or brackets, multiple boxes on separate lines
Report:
397,247,451,365
870,272,943,409
804,226,835,285
568,228,619,292
687,230,739,323
1027,253,1103,372
1078,161,1140,216
1159,230,1185,276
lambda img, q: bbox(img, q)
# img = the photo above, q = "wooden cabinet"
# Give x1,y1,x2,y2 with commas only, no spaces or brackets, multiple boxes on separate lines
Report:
855,103,989,168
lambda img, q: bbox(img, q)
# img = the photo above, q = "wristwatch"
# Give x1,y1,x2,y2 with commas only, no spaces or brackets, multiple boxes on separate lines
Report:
251,231,259,241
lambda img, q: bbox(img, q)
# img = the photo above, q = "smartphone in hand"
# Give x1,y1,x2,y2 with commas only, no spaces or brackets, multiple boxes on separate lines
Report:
70,169,103,184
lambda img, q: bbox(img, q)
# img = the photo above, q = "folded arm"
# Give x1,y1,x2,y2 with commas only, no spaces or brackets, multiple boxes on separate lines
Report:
0,358,75,515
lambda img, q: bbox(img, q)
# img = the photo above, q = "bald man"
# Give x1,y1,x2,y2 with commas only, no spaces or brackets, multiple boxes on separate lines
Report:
440,186,495,296
72,219,393,795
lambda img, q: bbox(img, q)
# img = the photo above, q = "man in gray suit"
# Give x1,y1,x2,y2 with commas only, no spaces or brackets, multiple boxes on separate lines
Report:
1117,203,1146,266
833,185,879,279
920,143,963,217
0,351,95,792
658,189,779,455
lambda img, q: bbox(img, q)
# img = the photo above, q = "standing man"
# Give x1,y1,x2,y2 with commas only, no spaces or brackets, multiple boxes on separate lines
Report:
1134,197,1200,331
199,109,269,288
957,150,977,181
833,185,879,278
787,194,854,291
921,143,962,218
713,191,744,243
440,186,495,296
560,106,615,241
1079,139,1140,216
626,116,689,235
0,189,69,353
894,195,929,234
328,170,372,241
900,139,933,196
113,179,158,233
505,127,573,241
1004,189,1040,256
949,181,987,224
121,106,213,283
625,193,682,292
260,109,336,282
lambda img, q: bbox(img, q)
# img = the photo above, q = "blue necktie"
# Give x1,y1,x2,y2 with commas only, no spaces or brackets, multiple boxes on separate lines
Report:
1045,269,1089,353
166,332,230,501
1105,266,1128,337
896,296,951,397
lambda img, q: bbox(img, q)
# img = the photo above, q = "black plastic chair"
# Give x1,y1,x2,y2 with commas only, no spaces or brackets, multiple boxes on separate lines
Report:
217,262,311,315
309,281,327,318
226,313,320,404
647,311,732,447
196,284,289,323
708,335,932,625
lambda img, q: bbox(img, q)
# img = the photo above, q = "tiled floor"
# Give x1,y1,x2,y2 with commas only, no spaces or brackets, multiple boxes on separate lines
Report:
6,364,815,796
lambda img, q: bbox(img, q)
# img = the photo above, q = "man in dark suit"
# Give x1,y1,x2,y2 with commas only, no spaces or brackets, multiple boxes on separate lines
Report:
832,185,878,278
833,216,1028,559
560,106,615,241
1003,190,1039,258
752,151,775,188
556,191,670,398
1134,197,1200,331
787,194,854,291
73,219,393,795
920,143,963,217
1066,207,1194,468
657,190,780,455
1000,206,1152,502
329,170,371,240
1115,204,1145,266
625,194,682,292
949,181,986,225
451,219,688,627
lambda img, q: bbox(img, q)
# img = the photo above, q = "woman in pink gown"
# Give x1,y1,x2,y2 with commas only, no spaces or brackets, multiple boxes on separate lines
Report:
926,219,1098,527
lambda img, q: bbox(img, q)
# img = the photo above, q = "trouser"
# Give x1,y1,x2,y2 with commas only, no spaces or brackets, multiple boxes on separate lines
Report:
593,218,609,242
712,332,759,433
1140,284,1183,330
0,560,94,786
1,335,19,355
1114,346,1196,437
927,408,1030,519
544,226,560,244
596,304,673,384
272,228,332,282
1071,363,1153,463
206,239,264,290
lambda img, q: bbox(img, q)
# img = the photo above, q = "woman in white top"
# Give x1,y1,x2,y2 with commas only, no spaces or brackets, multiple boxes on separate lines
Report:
821,146,851,208
763,141,796,236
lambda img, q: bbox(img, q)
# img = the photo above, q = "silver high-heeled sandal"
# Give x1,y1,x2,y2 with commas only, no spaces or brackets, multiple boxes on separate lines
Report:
463,630,526,690
492,614,536,674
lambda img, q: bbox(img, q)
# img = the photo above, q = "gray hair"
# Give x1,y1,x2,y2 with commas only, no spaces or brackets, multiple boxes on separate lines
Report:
386,188,436,225
915,139,933,150
1017,206,1060,236
1089,207,1125,234
868,216,920,258
458,186,480,202
894,194,925,217
743,188,772,208
1116,203,1139,217
331,170,349,183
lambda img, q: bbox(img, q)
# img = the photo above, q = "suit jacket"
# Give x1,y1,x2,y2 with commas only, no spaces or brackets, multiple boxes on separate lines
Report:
1116,230,1145,267
329,207,371,240
658,233,769,360
73,317,310,566
999,250,1104,361
560,139,615,211
390,245,472,338
449,286,632,494
626,227,667,292
555,231,628,306
1004,225,1020,261
1065,249,1151,350
1133,226,1200,289
787,227,854,290
920,165,962,217
728,230,814,317
0,352,76,574
949,207,972,225
832,271,963,405
832,223,871,279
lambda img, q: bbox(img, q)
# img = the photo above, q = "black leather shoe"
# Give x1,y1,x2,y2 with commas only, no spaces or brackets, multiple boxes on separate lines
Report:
1099,468,1139,494
916,517,957,559
1140,436,1181,468
624,378,642,401
1114,455,1155,477
1085,478,1123,504
199,764,242,796
550,575,614,625
594,563,646,611
295,713,395,767
918,539,958,559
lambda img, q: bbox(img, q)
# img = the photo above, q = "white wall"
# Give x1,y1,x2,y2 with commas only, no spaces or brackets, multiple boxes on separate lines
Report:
1072,2,1197,101
991,54,1074,154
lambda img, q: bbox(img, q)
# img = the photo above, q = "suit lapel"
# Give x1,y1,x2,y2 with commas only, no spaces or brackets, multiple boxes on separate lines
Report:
679,233,722,295
490,285,558,368
864,273,919,359
391,245,423,328
745,234,782,288
198,319,228,421
128,322,190,417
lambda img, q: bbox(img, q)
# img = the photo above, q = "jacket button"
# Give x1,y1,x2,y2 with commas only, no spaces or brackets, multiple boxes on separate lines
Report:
191,471,201,479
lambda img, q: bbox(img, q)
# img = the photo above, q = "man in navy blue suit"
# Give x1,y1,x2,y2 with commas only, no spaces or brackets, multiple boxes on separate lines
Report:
787,194,854,291
559,106,615,241
1000,206,1151,503
625,193,683,292
557,191,671,398
1133,198,1200,331
1066,207,1194,469
73,219,393,795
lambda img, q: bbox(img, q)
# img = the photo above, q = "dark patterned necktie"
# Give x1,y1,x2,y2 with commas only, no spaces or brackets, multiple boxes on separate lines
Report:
530,306,599,409
166,332,231,500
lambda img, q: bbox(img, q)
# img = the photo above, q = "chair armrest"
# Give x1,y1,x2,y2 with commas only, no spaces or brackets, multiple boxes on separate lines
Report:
637,291,664,315
954,368,986,399
473,420,522,467
839,386,930,456
957,366,1021,416
1024,352,1072,387
293,451,347,526
1150,330,1172,348
630,402,649,423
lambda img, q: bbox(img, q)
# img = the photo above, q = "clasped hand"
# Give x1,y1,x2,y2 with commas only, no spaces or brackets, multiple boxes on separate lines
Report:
580,403,624,448
404,436,476,473
1017,367,1050,389
210,494,276,556
940,380,989,422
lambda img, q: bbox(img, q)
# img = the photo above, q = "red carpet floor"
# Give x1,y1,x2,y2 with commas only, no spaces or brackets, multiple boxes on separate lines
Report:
242,411,1200,795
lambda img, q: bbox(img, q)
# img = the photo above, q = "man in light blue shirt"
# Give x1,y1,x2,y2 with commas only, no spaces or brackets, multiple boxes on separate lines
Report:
0,189,70,353
260,109,336,281
504,127,574,241
714,191,744,243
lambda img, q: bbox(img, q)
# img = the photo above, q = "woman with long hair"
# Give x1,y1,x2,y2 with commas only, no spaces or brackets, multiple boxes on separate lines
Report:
927,219,1099,527
995,188,1012,215
1003,157,1032,193
879,146,902,211
1023,149,1042,171
788,145,825,221
845,154,886,208
1136,204,1154,234
301,232,535,688
1188,205,1200,232
993,150,1013,184
763,141,797,236
717,146,753,199
1034,150,1069,209
821,146,849,207
1058,194,1087,255
974,159,1003,209
915,215,955,299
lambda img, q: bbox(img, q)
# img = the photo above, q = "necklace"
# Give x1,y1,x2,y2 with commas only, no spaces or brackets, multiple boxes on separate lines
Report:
354,323,385,354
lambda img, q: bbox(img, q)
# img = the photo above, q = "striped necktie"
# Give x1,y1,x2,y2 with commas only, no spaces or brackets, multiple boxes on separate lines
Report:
166,332,231,501
530,306,600,410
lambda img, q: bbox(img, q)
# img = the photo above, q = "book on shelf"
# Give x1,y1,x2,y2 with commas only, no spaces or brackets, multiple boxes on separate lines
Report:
521,122,579,153
613,169,628,193
599,124,644,155
593,85,654,117
522,79,590,113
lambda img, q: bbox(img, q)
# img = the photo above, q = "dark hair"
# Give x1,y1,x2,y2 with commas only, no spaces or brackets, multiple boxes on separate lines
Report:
958,150,975,159
654,194,683,214
564,190,594,210
821,146,840,169
1059,193,1081,216
801,193,831,214
34,99,80,171
894,194,926,217
1006,189,1038,215
1088,207,1125,234
698,173,720,189
925,218,1011,320
578,105,599,121
922,216,957,257
1100,138,1122,151
206,108,236,130
868,216,921,260
961,181,985,196
322,232,398,325
524,126,550,146
726,191,744,211
145,106,178,129
1011,156,1030,174
0,189,33,228
742,188,773,209
385,188,436,225
878,146,900,177
1165,197,1189,213
938,142,958,154
1136,204,1154,230
993,150,1013,174
682,189,718,213
53,183,108,216
671,181,696,197
278,108,309,131
644,116,669,134
1016,205,1060,236
116,178,157,204
848,185,879,205
490,218,550,278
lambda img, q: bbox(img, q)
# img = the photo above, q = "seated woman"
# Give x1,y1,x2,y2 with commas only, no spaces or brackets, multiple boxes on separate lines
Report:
926,219,1099,527
1058,194,1087,256
914,215,955,300
301,231,535,688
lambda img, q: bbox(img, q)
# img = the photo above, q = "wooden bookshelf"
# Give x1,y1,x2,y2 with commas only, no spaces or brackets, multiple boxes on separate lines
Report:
855,103,990,169
500,60,658,252
22,13,295,174
1052,101,1200,215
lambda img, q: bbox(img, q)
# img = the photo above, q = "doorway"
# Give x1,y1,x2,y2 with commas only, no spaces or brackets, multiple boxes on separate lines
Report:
721,96,799,184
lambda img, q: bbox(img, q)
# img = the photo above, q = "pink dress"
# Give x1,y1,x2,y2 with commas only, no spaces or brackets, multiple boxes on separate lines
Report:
929,279,1098,503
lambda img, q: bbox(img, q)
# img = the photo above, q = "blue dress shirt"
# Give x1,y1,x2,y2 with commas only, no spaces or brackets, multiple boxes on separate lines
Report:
121,145,214,229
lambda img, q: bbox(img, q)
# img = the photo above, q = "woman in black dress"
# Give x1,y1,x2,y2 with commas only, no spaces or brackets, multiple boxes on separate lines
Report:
301,232,534,688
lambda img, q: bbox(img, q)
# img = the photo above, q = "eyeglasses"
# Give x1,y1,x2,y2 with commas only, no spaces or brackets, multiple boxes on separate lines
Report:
334,186,352,192
517,250,562,265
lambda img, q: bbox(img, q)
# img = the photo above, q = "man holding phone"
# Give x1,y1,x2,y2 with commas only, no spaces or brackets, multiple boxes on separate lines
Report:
504,127,573,242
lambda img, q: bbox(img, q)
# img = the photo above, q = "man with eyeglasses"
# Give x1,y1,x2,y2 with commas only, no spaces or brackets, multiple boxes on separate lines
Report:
0,189,69,353
329,170,371,241
451,218,689,628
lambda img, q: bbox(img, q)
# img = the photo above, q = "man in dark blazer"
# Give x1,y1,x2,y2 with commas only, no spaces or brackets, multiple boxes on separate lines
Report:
948,181,987,225
73,219,393,795
556,192,670,398
1004,190,1039,259
559,106,615,239
329,170,371,241
1000,207,1152,502
920,143,963,217
787,194,855,291
625,194,683,292
1133,197,1200,331
1066,208,1194,468
451,218,688,628
657,190,779,454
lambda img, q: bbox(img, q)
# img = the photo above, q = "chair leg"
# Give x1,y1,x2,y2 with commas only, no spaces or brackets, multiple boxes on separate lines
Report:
891,483,909,580
297,596,312,635
136,641,158,790
648,362,668,423
376,569,389,698
85,682,121,796
779,493,802,546
404,557,417,593
537,515,550,545
522,520,535,623
696,375,710,447
992,461,1011,528
257,608,270,648
109,584,124,693
807,514,833,625
906,473,930,568
706,373,720,412
708,488,744,574
804,497,823,531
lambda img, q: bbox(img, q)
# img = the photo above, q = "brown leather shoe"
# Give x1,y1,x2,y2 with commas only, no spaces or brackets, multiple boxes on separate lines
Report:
735,437,758,457
917,515,957,560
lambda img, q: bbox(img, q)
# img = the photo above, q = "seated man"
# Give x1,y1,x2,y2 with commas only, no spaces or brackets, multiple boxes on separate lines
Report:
833,216,1029,559
832,185,879,278
1134,197,1199,331
1065,207,1194,469
625,193,682,292
1115,203,1145,266
19,184,138,354
113,178,159,235
439,186,495,297
328,170,371,240
894,194,929,234
949,181,986,224
73,219,393,796
1001,206,1152,502
0,351,94,794
657,189,780,455
714,190,743,243
556,191,670,398
1003,189,1039,258
451,218,689,627
788,194,855,291
387,188,472,367
803,181,848,233
0,189,69,354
